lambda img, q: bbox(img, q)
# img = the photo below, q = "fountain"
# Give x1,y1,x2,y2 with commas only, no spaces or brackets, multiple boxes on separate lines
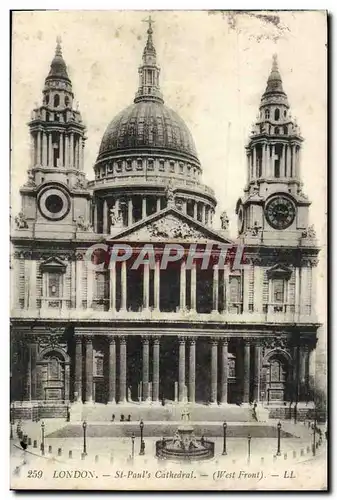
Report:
156,408,214,462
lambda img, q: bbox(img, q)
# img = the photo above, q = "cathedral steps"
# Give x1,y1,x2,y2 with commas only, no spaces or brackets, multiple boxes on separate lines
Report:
78,403,255,423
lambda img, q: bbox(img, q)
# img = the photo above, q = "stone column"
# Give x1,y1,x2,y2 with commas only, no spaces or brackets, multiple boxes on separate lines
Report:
243,340,251,403
193,202,198,219
30,343,38,401
142,197,147,219
190,262,197,311
42,132,47,165
154,258,160,311
65,135,69,168
108,337,116,404
224,265,230,312
156,197,161,212
247,153,251,181
210,339,218,404
128,198,133,226
109,261,116,312
243,267,250,313
188,338,196,403
75,258,83,310
48,133,53,167
253,343,261,402
254,266,263,313
29,260,37,310
74,336,82,402
201,204,206,224
212,265,219,312
30,133,35,168
84,336,93,403
103,199,108,234
291,144,296,177
93,202,98,233
25,340,32,401
221,339,228,404
80,139,85,170
180,260,186,310
152,337,160,403
295,267,301,317
142,337,150,401
286,144,291,177
86,266,94,310
70,132,74,167
37,131,41,165
59,132,64,167
252,146,256,177
119,337,127,403
178,338,186,402
143,263,150,310
121,261,127,310
271,144,275,176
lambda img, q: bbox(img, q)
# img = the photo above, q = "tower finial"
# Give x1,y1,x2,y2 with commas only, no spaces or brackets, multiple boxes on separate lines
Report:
143,15,154,34
56,36,62,56
272,53,278,71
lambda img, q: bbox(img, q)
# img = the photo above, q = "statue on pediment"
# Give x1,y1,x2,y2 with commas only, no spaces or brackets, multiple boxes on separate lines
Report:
302,225,316,239
220,210,229,230
110,205,123,227
15,212,28,229
75,215,92,231
165,182,176,207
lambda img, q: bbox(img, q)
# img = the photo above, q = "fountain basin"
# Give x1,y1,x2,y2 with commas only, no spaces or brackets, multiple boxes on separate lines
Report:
156,424,214,462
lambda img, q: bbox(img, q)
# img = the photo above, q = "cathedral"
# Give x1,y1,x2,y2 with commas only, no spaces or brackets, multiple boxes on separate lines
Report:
10,21,320,420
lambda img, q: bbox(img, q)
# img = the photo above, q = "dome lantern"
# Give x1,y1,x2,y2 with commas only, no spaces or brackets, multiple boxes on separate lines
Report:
134,16,164,104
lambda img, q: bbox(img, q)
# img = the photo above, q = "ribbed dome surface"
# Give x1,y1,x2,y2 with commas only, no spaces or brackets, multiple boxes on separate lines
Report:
98,101,199,162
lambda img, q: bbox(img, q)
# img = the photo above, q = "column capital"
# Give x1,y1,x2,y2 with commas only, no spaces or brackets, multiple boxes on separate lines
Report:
210,337,219,345
153,336,161,345
178,337,187,344
221,338,229,346
75,336,83,344
83,335,94,344
141,336,150,344
119,336,127,345
188,337,196,346
107,336,116,345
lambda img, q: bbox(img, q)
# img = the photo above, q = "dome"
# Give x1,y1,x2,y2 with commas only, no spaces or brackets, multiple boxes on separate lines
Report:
97,100,199,164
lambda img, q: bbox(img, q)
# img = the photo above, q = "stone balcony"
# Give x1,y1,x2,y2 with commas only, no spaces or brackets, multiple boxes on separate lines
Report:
11,303,318,326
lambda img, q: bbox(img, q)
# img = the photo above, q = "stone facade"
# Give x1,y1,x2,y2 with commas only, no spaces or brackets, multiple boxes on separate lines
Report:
10,26,319,415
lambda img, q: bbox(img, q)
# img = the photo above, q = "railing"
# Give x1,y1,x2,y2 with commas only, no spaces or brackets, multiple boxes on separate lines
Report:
12,302,316,324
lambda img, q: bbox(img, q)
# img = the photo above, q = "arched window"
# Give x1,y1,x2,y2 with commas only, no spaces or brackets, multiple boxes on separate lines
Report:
274,127,280,135
283,109,287,117
274,108,280,121
45,94,50,105
283,125,288,135
265,109,270,119
53,94,60,108
64,96,70,107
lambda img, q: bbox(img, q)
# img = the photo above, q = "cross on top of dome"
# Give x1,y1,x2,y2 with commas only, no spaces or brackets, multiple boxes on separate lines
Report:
143,14,154,34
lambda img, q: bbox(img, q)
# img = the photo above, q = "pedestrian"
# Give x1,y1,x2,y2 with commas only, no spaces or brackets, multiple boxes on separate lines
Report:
120,414,125,422
127,414,131,422
111,414,115,422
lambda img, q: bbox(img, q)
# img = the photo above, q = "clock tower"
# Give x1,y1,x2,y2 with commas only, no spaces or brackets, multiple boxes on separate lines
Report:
236,55,314,247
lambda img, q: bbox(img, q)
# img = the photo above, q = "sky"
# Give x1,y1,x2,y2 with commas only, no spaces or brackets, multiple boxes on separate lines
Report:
11,10,327,327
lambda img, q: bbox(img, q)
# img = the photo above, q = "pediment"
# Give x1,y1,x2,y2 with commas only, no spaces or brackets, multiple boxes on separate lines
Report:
108,207,234,244
266,263,292,280
40,256,67,273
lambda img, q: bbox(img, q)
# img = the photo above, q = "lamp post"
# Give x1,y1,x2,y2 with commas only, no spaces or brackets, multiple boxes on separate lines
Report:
222,421,227,455
247,434,251,465
139,419,145,455
312,422,316,456
41,421,45,456
276,422,282,456
82,420,87,456
131,432,135,460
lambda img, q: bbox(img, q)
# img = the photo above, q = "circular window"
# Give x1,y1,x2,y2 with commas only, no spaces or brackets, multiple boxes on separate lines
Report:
45,194,64,213
38,187,70,221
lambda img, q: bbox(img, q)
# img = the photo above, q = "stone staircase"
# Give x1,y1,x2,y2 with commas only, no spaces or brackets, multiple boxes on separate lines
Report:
76,403,255,423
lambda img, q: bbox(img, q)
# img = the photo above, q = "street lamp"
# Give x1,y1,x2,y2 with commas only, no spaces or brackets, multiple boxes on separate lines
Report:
139,419,145,455
312,422,316,456
247,434,251,465
82,420,87,456
131,432,135,459
222,421,227,455
276,422,282,456
41,421,45,456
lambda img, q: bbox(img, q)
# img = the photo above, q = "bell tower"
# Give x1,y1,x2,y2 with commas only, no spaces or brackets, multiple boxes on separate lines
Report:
18,38,91,238
236,55,314,246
